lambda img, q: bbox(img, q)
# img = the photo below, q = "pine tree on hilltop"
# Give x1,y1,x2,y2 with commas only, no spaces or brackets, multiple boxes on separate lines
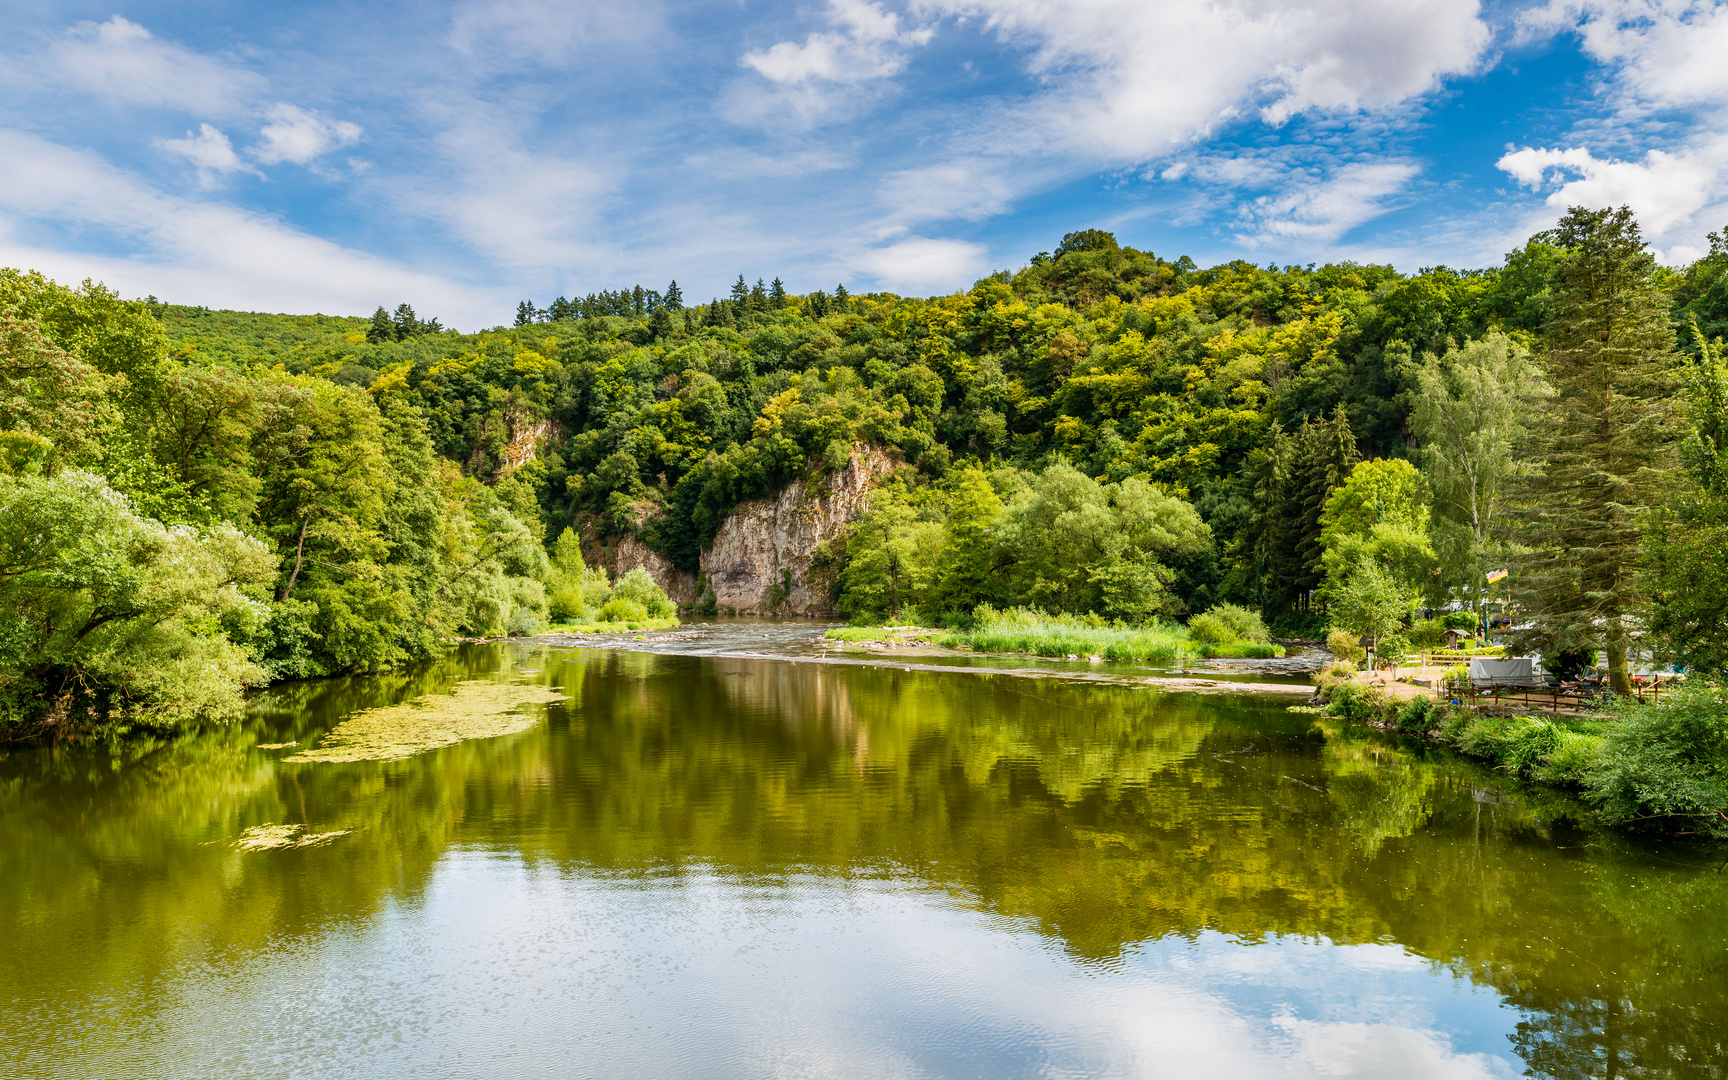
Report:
1512,205,1679,694
769,277,787,309
731,276,749,307
834,283,850,312
367,306,394,344
392,303,420,339
515,300,535,327
665,280,683,309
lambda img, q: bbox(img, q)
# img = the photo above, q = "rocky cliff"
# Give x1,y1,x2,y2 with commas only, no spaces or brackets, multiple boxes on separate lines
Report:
587,443,897,617
698,443,896,615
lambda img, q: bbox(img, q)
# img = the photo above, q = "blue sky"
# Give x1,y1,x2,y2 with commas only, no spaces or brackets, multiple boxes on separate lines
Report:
1,0,1726,329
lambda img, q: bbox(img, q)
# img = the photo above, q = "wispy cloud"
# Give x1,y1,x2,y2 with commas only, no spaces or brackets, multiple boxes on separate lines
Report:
0,128,502,326
732,0,936,126
254,103,364,166
158,124,260,188
48,16,264,114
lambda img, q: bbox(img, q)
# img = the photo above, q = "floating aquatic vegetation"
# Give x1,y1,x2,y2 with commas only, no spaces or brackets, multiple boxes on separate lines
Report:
232,823,353,852
284,680,566,763
256,742,297,750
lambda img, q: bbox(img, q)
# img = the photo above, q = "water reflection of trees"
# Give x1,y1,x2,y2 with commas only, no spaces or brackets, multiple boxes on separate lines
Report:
2,645,1725,1077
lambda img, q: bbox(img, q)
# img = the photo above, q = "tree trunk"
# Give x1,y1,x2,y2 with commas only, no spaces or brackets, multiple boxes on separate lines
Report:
1606,634,1631,697
281,516,311,602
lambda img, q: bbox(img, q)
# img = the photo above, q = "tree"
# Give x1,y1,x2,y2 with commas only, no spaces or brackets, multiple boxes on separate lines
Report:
834,284,850,311
368,305,395,343
1329,557,1407,647
1412,332,1548,611
1055,229,1119,257
664,280,683,309
769,277,787,309
731,276,749,307
1644,324,1728,674
0,468,275,730
392,303,420,339
929,466,1002,614
515,301,535,328
1512,206,1679,694
0,312,118,470
1317,458,1436,610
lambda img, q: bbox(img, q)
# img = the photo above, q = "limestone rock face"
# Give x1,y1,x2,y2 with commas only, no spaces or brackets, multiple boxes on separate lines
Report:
699,444,895,615
609,537,697,606
587,443,896,616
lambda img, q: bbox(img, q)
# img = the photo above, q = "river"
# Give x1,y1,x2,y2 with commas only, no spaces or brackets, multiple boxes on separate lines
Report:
2,624,1724,1078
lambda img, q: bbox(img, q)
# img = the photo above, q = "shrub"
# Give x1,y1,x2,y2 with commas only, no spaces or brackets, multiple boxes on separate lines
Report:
1376,635,1409,667
598,597,649,624
1584,682,1728,836
611,567,676,618
1187,611,1235,645
1204,603,1270,643
1442,610,1480,631
1325,629,1365,664
1537,731,1603,787
548,586,587,623
1394,694,1437,733
1328,681,1391,721
1408,619,1446,651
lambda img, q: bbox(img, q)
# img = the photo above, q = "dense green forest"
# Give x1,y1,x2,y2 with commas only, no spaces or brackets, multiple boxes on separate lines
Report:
4,209,1728,739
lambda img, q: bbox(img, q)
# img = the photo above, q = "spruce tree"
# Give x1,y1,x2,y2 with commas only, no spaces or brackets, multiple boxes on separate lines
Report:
834,283,850,312
515,301,535,328
731,276,749,307
367,306,394,344
769,277,787,309
392,303,419,339
631,285,646,318
665,280,683,309
1513,205,1678,694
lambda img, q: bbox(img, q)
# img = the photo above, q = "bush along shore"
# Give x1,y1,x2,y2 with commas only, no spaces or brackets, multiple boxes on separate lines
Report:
826,605,1285,662
1307,664,1728,839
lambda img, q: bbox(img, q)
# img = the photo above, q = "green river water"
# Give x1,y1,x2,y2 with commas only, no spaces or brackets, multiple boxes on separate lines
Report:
2,627,1725,1078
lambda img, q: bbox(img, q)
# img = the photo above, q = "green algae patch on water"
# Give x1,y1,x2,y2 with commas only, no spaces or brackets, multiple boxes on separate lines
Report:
285,680,567,763
232,823,353,851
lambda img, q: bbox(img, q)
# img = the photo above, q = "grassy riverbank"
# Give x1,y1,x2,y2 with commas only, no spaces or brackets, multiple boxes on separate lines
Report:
827,608,1284,661
1310,667,1728,838
548,616,680,634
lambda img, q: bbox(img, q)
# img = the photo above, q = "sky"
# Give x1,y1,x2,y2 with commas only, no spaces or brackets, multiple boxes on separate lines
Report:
1,0,1726,329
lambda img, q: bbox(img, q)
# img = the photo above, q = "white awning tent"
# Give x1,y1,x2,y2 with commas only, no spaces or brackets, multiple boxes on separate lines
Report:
1469,657,1544,688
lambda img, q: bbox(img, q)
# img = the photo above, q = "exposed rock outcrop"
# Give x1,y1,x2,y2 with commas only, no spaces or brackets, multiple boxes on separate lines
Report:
585,443,897,617
699,443,897,615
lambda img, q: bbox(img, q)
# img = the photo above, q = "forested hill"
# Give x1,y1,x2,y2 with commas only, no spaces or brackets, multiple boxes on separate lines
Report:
5,219,1728,734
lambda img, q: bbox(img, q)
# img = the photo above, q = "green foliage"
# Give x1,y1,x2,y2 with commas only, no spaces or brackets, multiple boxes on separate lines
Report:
1644,325,1728,675
611,567,676,619
1512,206,1679,693
1584,682,1728,836
1376,635,1410,667
1325,629,1366,663
0,469,275,733
1407,619,1447,651
1394,694,1437,733
1327,558,1407,644
598,597,649,624
1185,612,1235,645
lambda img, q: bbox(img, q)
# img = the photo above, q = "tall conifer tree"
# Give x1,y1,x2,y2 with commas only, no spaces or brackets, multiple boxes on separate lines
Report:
367,306,394,344
1513,205,1678,693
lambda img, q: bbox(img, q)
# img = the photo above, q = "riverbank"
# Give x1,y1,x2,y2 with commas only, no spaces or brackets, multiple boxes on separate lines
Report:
1309,668,1728,839
822,617,1285,662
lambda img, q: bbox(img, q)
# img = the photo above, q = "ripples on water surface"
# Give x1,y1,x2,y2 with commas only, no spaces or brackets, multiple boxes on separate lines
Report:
2,625,1725,1078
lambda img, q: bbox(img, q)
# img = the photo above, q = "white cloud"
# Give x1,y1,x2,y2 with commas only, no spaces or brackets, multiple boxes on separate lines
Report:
1519,0,1728,111
0,128,505,327
853,235,989,291
735,0,936,125
253,103,364,166
1497,144,1719,234
918,0,1489,160
448,0,663,65
877,161,1014,223
48,16,263,114
1241,160,1422,242
158,124,258,188
401,114,613,273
